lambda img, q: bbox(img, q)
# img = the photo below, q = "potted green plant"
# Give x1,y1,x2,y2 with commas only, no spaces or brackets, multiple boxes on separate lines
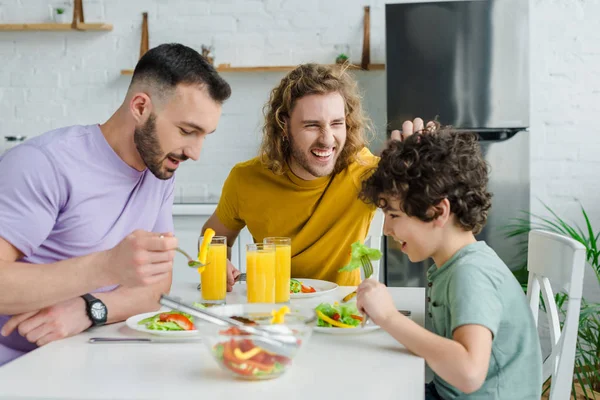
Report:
334,44,350,65
53,7,69,23
335,53,349,65
504,203,600,399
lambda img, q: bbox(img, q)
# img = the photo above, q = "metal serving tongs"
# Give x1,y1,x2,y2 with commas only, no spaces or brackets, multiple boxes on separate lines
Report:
159,294,305,358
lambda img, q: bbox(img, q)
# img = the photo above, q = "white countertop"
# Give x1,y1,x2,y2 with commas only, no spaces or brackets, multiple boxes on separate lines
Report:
0,283,426,400
172,203,217,216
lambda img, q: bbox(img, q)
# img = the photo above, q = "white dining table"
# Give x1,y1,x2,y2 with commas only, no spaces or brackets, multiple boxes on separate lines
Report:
0,282,426,400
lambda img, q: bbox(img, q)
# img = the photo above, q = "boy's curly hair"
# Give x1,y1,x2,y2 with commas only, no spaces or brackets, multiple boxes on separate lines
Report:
360,128,492,234
259,63,374,175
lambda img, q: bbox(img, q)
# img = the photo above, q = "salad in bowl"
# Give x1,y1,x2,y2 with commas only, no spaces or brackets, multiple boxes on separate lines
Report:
197,304,316,380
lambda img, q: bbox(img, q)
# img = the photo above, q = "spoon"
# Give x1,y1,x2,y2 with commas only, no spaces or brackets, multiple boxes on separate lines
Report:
175,247,206,268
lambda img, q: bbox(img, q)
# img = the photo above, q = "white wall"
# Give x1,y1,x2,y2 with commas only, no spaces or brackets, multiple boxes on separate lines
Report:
529,0,600,224
1,0,598,226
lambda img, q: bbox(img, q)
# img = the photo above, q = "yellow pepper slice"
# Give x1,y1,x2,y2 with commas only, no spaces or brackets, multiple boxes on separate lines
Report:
270,306,290,324
342,291,357,302
198,228,215,273
316,310,356,328
233,347,262,360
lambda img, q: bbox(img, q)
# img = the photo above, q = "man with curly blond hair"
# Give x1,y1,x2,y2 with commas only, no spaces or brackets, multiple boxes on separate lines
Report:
203,63,417,286
356,129,542,399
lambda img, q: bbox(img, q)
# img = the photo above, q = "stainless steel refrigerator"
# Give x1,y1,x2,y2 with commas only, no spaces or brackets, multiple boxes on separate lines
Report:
383,0,530,287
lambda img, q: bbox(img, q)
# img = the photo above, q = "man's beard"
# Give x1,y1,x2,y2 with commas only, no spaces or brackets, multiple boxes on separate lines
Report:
133,114,186,180
288,135,339,178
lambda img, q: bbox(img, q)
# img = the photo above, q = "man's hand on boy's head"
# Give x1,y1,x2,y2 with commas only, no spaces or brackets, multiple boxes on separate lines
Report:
389,118,437,142
356,279,397,326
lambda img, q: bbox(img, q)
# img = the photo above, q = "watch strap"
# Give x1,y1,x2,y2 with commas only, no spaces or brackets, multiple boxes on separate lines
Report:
81,293,107,326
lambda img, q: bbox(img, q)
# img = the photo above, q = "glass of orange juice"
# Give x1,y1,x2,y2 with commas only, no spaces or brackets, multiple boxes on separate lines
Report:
246,243,276,303
264,237,291,304
197,235,227,304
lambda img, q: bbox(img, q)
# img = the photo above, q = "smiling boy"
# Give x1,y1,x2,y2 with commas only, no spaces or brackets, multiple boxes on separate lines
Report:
356,128,542,399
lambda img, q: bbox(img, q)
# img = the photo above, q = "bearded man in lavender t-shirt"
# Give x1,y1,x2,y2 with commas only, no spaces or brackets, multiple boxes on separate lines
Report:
0,43,231,366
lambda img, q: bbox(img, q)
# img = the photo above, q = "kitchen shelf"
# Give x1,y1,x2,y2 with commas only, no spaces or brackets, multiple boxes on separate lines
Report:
216,63,385,72
120,63,384,75
1,1,112,32
122,6,383,76
0,23,112,31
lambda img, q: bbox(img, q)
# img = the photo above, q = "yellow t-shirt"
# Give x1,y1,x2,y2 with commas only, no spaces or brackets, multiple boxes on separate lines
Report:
215,147,379,286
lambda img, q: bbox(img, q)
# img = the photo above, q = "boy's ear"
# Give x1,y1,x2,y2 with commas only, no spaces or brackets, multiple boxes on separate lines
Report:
432,198,451,227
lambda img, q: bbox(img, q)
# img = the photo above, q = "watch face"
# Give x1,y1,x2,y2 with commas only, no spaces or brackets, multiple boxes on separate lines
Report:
90,302,107,320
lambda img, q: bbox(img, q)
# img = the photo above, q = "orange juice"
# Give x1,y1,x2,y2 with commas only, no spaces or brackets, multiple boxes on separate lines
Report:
274,245,291,302
264,237,291,303
246,244,276,303
199,236,227,303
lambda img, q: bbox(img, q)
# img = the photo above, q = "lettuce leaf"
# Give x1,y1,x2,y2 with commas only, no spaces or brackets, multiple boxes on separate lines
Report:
315,303,336,327
315,302,337,317
339,302,361,326
290,279,303,294
338,241,382,273
146,321,183,331
137,311,194,331
315,302,361,327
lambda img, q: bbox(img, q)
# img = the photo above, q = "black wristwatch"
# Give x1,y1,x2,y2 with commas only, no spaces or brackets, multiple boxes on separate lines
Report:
81,294,108,327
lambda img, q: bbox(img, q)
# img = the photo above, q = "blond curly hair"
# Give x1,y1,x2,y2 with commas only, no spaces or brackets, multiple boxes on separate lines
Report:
259,63,373,175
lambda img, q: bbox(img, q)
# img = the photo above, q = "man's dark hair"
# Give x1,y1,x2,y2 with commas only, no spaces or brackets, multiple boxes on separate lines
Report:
131,43,231,103
360,128,492,234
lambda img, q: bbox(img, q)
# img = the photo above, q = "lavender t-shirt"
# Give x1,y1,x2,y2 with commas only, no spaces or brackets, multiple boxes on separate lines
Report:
0,124,175,366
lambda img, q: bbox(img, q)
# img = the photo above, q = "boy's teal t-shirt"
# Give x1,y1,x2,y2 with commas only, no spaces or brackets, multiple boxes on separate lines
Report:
427,241,542,399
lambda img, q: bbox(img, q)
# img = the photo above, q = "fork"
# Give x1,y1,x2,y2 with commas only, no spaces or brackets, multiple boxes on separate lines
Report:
358,256,373,327
342,255,374,303
361,256,374,280
174,247,206,268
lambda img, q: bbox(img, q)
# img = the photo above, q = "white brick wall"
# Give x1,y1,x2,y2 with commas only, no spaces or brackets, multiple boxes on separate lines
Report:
529,0,600,227
1,0,598,230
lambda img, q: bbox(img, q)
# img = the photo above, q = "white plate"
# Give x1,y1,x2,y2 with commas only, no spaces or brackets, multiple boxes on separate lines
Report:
289,278,338,299
125,311,201,337
313,324,381,335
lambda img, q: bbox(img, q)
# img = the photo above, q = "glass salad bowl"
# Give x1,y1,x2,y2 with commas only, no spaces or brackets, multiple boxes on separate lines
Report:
197,303,316,380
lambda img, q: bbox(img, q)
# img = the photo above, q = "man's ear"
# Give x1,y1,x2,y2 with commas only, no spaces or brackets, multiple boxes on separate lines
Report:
129,92,153,123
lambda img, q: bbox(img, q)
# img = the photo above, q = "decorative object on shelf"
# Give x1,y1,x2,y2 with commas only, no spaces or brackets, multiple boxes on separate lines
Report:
201,45,214,66
139,12,149,59
71,0,85,29
361,6,371,70
334,44,350,65
335,53,349,64
53,7,70,24
119,12,150,75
